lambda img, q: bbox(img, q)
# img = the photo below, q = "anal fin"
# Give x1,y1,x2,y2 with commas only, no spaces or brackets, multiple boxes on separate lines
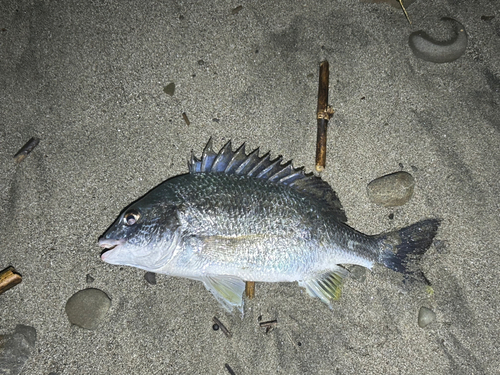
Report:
202,275,246,314
298,267,349,307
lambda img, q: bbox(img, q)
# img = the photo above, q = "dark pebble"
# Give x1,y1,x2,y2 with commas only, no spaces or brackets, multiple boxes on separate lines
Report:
144,272,157,285
163,82,175,96
86,274,95,283
213,324,219,331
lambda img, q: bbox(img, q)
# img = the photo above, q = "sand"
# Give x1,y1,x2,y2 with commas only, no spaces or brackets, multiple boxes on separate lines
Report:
1,0,499,374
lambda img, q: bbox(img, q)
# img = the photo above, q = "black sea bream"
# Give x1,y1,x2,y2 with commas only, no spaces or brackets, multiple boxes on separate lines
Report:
99,140,440,313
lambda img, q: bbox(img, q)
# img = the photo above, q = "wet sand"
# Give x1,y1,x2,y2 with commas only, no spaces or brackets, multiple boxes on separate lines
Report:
1,0,499,374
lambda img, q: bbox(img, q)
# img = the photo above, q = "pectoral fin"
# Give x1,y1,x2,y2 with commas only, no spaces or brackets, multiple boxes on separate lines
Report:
202,275,246,313
298,267,349,307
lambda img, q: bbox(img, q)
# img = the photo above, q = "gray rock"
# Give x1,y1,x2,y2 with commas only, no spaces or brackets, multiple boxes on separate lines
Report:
347,265,366,282
163,82,175,96
418,306,436,328
144,272,156,285
0,324,37,375
367,171,415,207
65,288,111,330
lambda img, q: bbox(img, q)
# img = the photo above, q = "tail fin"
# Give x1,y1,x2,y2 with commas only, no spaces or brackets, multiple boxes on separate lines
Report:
378,219,440,282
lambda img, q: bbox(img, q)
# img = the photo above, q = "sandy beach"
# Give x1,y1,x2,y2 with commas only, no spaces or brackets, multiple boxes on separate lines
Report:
1,0,499,374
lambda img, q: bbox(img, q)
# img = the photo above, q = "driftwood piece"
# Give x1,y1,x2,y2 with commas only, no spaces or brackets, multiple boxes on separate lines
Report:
13,137,40,163
245,281,255,299
0,266,22,295
315,61,334,172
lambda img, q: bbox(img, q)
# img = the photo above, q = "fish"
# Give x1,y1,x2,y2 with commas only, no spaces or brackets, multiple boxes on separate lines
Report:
99,140,440,313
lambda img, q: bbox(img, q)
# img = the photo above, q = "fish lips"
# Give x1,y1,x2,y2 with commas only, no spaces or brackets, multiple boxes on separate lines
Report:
99,238,126,263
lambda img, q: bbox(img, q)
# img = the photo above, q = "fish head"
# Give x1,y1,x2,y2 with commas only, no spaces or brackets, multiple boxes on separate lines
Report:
99,202,181,272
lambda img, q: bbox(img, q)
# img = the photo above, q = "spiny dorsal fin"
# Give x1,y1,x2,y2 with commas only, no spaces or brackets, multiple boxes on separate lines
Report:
189,139,347,223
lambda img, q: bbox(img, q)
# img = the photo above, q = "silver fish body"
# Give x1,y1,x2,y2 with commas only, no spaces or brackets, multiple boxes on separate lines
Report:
99,140,440,312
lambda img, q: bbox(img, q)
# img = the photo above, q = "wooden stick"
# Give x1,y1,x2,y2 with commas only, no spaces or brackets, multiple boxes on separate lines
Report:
245,281,255,299
398,0,411,25
182,112,190,126
315,61,334,172
213,316,232,338
0,267,22,295
259,319,278,333
13,137,40,163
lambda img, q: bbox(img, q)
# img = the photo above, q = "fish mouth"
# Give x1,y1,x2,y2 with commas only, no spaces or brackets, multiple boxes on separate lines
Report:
99,238,126,249
99,238,126,262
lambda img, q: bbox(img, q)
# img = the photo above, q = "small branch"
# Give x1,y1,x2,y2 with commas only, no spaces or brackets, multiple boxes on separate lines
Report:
245,281,255,299
259,319,278,333
13,137,40,163
398,0,411,24
315,61,334,172
182,112,190,126
0,267,22,295
213,316,232,338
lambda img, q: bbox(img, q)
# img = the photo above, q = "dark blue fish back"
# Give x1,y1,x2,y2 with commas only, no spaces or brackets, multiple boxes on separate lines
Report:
189,139,347,223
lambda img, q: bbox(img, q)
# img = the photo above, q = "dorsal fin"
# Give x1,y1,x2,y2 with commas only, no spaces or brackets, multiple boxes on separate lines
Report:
189,139,347,222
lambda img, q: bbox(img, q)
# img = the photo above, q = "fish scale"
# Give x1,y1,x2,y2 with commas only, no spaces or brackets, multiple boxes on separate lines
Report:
99,140,440,313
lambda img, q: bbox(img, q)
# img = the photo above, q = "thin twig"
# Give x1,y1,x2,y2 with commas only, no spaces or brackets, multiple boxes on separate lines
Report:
398,0,411,24
213,316,232,338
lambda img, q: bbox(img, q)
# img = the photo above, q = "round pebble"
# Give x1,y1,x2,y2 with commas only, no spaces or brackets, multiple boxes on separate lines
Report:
65,288,111,330
418,306,436,328
367,171,415,207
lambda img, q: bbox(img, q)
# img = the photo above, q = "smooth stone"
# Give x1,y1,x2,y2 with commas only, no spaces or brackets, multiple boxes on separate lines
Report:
348,265,366,282
367,171,415,207
0,324,37,375
65,288,111,330
163,82,175,96
418,306,436,328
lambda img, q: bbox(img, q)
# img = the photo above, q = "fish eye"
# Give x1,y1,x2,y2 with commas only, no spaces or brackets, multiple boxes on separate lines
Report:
123,210,140,226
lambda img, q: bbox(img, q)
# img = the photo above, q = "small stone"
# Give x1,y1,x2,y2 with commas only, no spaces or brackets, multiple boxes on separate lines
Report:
144,272,157,285
86,274,95,283
418,306,436,328
348,265,366,282
367,171,415,207
212,324,219,331
0,325,37,375
163,82,175,96
65,288,111,330
231,5,243,15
